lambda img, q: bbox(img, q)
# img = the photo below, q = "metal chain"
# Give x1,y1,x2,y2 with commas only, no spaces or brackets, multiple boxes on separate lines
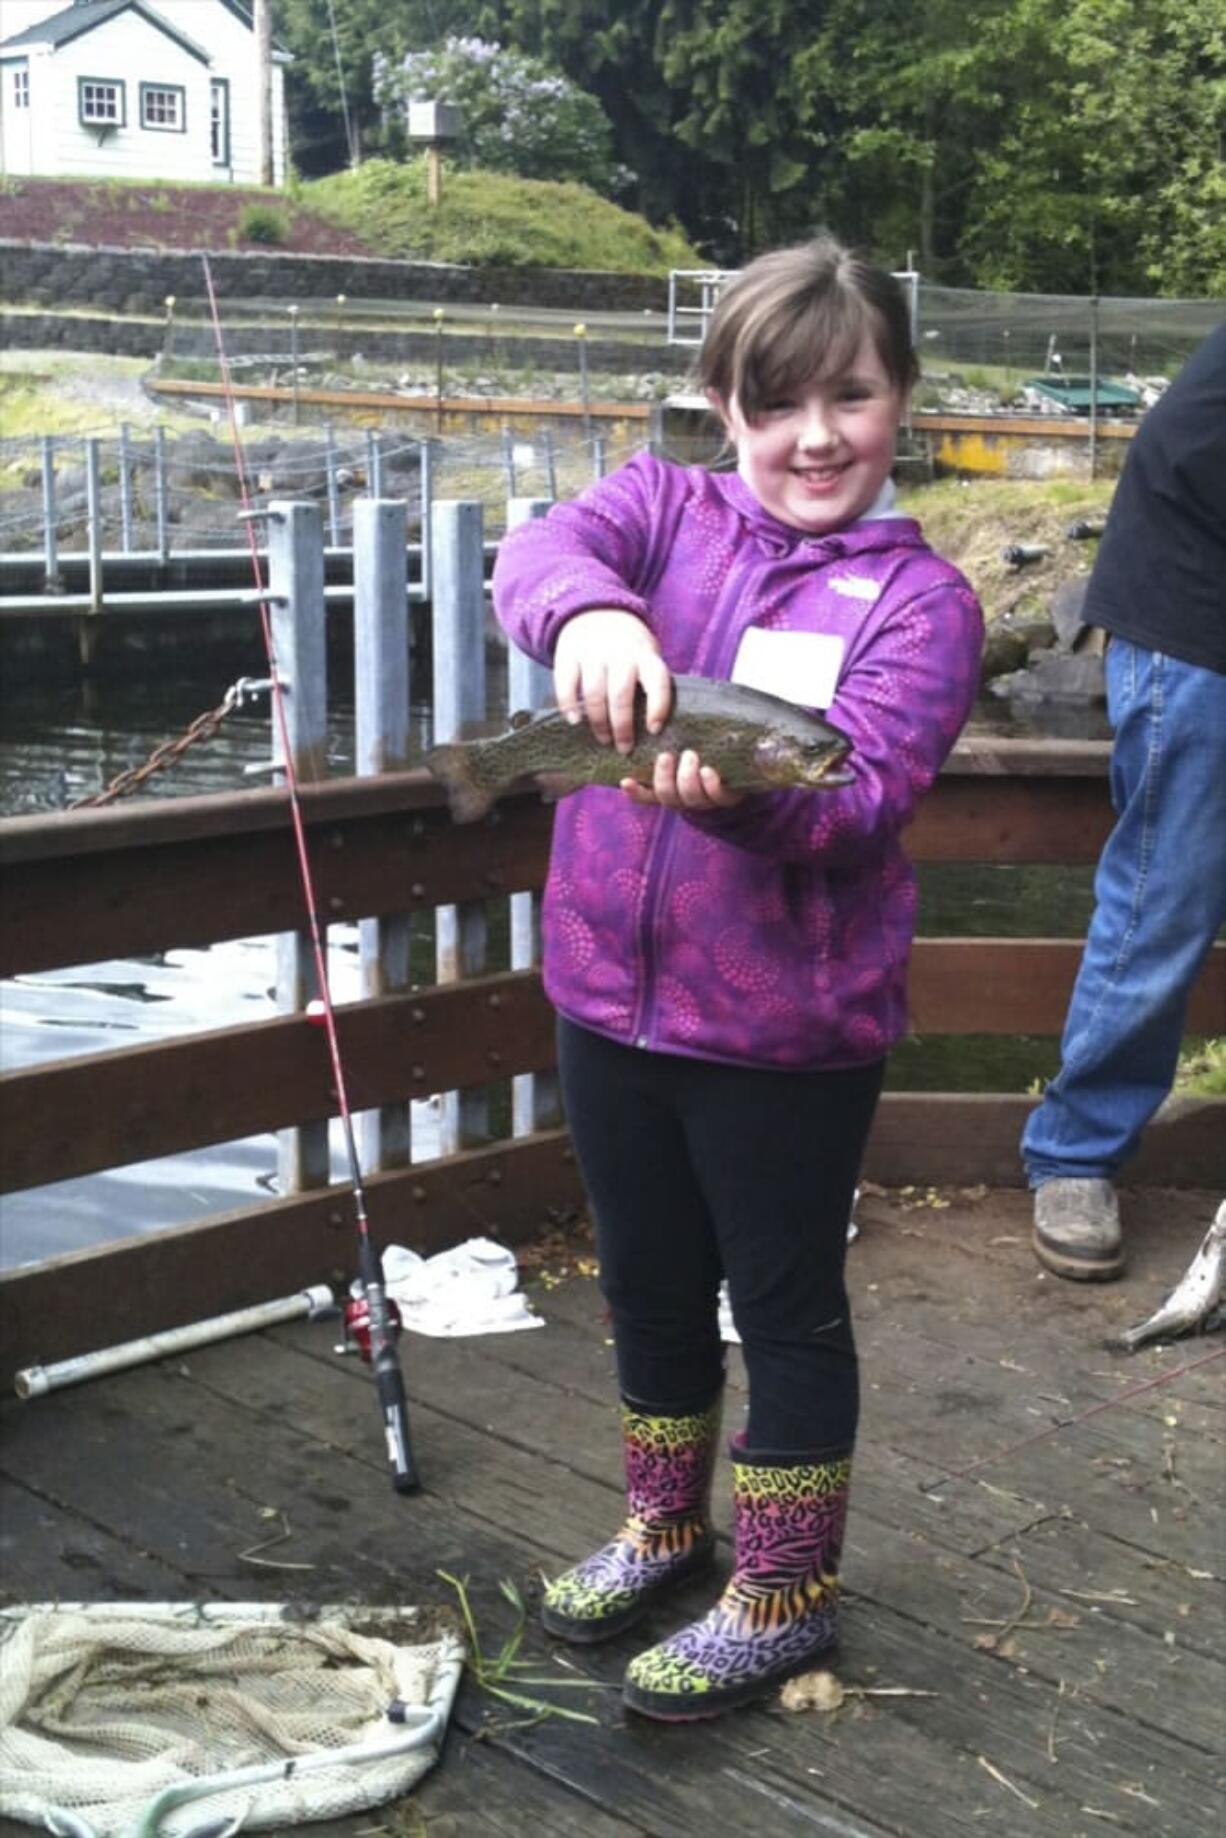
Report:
69,677,271,809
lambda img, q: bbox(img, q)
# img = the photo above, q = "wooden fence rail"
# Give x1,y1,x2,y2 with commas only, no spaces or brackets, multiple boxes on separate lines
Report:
1,499,1223,1382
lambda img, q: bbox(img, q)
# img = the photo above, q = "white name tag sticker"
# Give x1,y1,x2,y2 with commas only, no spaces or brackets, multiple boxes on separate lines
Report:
731,627,845,710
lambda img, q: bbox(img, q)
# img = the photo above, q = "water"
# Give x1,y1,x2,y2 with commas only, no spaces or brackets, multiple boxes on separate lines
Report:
0,677,1108,1270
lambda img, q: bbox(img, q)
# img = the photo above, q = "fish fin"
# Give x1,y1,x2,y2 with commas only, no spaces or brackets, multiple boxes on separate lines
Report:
533,771,579,805
423,744,492,824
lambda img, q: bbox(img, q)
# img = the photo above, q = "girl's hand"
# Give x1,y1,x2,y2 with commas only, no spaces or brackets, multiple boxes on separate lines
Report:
554,610,672,754
622,749,746,812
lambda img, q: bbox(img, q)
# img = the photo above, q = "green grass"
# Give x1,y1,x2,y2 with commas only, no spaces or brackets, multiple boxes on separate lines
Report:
304,158,701,274
1175,1039,1226,1097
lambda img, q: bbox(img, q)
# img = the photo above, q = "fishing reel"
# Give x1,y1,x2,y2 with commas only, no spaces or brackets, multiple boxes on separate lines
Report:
335,1279,403,1364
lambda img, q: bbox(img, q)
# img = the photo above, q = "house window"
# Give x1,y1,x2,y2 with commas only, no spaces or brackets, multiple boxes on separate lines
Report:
79,78,125,128
210,78,230,164
13,68,30,110
140,83,185,132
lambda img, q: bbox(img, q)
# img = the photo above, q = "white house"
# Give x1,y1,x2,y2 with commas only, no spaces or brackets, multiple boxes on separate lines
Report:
0,0,290,186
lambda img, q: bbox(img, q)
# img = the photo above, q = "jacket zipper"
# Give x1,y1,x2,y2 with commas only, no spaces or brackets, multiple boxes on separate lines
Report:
628,541,766,1048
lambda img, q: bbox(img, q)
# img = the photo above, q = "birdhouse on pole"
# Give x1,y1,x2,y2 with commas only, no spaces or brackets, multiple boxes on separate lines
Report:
408,100,464,206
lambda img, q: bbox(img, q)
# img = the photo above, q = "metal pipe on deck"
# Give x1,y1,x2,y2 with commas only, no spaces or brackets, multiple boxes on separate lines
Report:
15,1285,334,1398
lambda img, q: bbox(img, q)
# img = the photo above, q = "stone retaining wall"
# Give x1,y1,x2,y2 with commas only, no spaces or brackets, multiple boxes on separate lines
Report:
0,240,669,315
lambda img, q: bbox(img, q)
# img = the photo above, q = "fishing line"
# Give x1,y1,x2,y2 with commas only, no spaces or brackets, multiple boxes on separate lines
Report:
921,1343,1225,1491
201,253,418,1493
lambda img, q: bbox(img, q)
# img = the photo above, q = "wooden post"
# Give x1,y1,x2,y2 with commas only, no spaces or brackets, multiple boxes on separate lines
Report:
431,498,488,1153
353,497,412,1173
505,496,559,1138
41,436,61,594
268,500,330,1195
255,0,274,188
426,144,442,206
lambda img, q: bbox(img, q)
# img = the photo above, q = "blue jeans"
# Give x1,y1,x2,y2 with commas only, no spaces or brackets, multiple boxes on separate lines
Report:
1023,639,1226,1184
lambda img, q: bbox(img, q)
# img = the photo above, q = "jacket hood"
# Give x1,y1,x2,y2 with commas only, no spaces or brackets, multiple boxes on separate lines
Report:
709,467,930,563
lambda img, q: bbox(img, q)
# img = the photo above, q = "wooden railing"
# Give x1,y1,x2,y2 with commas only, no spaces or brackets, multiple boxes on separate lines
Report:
2,739,1223,1384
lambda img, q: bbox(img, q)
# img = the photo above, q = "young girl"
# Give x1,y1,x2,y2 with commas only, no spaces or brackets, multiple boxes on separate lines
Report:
492,236,984,1720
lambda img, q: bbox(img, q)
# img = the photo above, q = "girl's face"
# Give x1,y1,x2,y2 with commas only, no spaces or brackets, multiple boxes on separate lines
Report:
712,334,907,535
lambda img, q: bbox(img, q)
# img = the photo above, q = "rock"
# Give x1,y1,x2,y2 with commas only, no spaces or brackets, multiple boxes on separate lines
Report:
988,650,1106,703
1049,578,1090,650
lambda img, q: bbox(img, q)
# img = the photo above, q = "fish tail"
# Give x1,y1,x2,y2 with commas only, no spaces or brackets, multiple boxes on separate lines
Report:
423,744,493,823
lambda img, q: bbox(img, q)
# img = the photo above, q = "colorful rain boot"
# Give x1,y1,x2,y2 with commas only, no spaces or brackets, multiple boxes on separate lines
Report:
623,1452,851,1719
540,1397,722,1643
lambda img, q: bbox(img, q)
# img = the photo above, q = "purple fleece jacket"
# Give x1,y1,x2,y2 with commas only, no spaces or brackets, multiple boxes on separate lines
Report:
493,453,984,1070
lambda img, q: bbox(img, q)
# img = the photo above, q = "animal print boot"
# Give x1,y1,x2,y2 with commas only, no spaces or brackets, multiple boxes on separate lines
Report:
622,1451,851,1718
540,1397,722,1643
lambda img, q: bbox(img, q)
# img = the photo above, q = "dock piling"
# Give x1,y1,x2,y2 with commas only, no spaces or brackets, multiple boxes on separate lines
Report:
268,499,331,1195
431,498,489,1155
506,496,559,1139
354,497,413,1174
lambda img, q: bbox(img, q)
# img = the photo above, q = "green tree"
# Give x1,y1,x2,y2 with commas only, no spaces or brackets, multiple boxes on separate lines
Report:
957,0,1226,295
375,35,621,192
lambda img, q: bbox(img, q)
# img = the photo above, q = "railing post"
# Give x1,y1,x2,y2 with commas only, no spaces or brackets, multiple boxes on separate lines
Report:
79,435,103,669
500,426,517,498
41,435,61,594
365,429,383,498
324,423,340,546
154,426,169,565
542,426,557,500
431,497,488,1153
267,499,330,1195
118,422,133,554
505,496,559,1139
419,433,433,599
353,496,412,1173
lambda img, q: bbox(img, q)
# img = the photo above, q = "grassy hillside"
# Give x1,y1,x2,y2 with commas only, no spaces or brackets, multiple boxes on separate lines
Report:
896,475,1117,624
302,159,702,273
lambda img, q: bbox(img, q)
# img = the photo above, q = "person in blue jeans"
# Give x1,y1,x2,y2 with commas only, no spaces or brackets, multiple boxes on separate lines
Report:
1022,322,1226,1278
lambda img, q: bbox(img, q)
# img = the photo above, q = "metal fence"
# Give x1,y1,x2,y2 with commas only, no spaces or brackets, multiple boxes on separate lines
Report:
0,422,645,592
667,268,1221,386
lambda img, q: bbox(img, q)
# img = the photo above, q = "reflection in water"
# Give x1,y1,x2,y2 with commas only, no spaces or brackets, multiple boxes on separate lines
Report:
0,678,1112,1268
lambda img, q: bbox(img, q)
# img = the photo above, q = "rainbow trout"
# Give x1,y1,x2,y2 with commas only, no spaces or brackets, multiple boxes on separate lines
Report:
424,674,853,823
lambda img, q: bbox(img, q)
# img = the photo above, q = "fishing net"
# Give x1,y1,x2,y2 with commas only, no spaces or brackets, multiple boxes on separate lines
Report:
0,1602,465,1837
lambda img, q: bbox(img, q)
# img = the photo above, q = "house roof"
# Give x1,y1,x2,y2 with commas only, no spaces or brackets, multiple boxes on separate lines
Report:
0,0,211,64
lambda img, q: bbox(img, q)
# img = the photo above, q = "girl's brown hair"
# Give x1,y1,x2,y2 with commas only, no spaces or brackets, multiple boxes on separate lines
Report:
698,236,918,421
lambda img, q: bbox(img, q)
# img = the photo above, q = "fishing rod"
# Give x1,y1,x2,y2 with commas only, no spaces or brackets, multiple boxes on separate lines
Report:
201,253,418,1493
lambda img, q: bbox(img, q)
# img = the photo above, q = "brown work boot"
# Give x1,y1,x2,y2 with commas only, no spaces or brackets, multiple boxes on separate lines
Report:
1033,1178,1124,1281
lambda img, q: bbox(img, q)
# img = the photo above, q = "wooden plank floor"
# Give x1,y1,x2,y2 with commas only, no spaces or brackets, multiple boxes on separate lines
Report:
2,1185,1223,1837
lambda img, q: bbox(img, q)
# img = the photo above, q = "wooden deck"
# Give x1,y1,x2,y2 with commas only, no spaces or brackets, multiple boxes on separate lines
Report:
2,1185,1223,1838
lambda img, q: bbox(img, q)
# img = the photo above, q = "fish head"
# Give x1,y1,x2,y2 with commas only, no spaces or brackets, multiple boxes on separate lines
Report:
755,724,854,790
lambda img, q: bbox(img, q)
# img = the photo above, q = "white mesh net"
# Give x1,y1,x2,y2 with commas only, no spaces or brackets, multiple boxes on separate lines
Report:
0,1603,465,1837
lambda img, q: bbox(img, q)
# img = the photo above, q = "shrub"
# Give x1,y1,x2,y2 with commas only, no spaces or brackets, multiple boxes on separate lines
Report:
238,203,289,246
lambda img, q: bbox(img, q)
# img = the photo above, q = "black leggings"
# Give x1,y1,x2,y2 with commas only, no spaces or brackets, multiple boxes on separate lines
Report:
558,1018,884,1458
